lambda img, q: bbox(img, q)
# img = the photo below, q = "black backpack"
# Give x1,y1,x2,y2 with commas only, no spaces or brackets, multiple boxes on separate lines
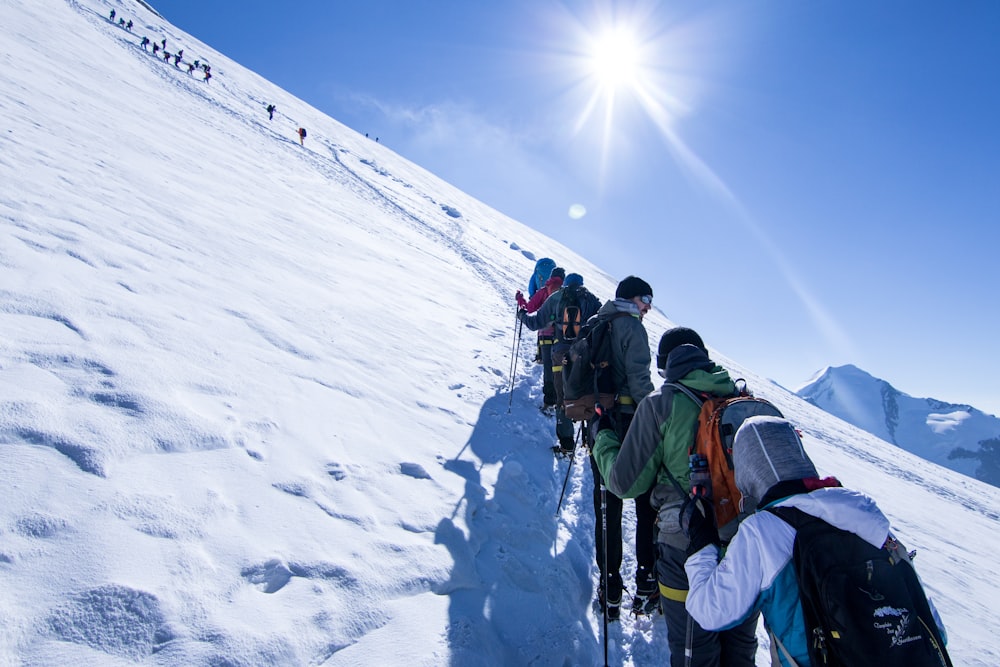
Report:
768,506,952,667
562,312,629,421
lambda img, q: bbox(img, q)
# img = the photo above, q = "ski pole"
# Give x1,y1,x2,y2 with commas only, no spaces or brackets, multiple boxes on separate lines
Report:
555,422,583,516
506,311,523,413
601,477,610,667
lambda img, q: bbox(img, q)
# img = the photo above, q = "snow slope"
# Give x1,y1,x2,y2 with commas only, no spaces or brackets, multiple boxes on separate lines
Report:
1,0,998,664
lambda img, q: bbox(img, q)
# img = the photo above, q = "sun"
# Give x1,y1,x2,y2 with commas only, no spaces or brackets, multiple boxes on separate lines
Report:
589,28,642,90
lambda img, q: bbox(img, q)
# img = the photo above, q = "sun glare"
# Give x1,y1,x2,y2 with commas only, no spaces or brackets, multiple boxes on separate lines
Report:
590,29,641,89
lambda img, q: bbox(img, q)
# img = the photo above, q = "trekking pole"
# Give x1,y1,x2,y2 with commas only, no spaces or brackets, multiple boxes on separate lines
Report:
601,478,610,667
555,422,583,517
506,311,523,413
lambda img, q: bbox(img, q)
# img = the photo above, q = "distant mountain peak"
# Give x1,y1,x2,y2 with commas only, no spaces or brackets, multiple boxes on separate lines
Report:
797,363,1000,486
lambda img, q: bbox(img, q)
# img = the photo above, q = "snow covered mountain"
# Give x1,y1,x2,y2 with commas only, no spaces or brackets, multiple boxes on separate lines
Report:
2,0,999,665
797,364,1000,485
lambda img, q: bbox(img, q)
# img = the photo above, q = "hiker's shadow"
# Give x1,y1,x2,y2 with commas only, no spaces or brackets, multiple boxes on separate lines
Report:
434,389,600,665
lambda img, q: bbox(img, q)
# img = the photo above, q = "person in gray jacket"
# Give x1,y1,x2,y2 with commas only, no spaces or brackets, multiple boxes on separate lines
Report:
588,275,658,619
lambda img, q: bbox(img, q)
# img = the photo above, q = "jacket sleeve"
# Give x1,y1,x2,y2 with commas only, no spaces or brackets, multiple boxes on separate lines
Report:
520,292,556,331
592,394,663,498
684,521,766,632
525,285,551,313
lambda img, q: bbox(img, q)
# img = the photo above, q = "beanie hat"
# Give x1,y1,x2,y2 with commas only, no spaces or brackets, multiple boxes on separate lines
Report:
615,275,653,300
656,327,706,370
563,273,583,288
549,267,566,280
734,416,817,510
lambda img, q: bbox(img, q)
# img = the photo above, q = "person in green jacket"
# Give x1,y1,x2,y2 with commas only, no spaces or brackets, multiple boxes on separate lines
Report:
591,327,759,667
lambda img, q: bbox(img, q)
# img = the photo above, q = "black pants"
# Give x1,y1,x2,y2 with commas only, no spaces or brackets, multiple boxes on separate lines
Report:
657,542,758,667
552,346,574,443
540,336,556,406
588,409,657,601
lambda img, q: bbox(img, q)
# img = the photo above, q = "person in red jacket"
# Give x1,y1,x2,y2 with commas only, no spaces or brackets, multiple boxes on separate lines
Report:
517,267,564,410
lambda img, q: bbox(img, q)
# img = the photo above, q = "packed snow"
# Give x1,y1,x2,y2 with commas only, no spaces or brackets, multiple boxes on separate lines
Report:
2,0,998,664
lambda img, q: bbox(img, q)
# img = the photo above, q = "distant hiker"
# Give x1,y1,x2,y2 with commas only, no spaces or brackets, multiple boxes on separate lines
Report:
118,18,125,27
297,127,307,145
524,257,556,365
152,42,159,56
519,272,600,453
187,62,196,75
266,104,276,121
592,325,760,659
173,53,182,66
203,64,211,74
517,265,564,411
126,20,133,31
683,416,953,667
177,49,184,59
193,59,200,68
161,38,166,49
109,9,115,21
140,36,150,50
204,71,212,84
163,51,171,63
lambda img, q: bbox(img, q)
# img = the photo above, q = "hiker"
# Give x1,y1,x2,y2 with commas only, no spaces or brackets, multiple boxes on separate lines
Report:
204,71,212,84
583,276,658,621
519,272,600,452
173,52,182,66
152,43,159,56
109,9,115,21
187,62,196,75
517,260,560,405
684,415,951,666
297,127,307,146
525,257,556,364
266,104,276,121
126,20,133,31
140,36,150,50
592,326,760,662
118,18,125,27
163,51,171,63
161,38,166,49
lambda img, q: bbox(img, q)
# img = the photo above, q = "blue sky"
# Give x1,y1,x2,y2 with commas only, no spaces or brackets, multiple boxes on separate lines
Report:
151,0,1000,415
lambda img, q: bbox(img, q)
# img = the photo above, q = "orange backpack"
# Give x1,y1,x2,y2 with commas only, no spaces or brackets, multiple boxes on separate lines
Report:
668,380,784,530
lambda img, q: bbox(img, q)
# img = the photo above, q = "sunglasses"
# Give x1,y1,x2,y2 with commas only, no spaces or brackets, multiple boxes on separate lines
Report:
639,295,652,306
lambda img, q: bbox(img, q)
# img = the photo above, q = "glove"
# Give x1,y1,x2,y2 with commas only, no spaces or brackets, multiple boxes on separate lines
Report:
588,405,614,445
516,307,526,322
516,291,528,310
679,496,721,557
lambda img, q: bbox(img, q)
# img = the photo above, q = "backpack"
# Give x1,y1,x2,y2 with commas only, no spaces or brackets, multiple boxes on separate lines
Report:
668,381,783,530
562,312,630,421
768,506,953,667
555,286,585,343
300,128,307,137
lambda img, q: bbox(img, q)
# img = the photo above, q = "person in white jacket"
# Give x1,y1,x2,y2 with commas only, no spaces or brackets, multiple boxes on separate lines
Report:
681,416,949,666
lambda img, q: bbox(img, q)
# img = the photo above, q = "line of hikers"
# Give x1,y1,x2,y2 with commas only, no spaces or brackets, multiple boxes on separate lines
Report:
137,34,212,83
514,258,952,666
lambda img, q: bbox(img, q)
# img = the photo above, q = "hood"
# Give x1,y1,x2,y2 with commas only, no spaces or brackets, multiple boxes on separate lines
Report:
734,416,817,509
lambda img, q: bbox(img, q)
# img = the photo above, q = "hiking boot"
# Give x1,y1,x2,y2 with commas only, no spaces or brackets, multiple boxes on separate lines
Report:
631,570,661,616
558,436,576,453
596,587,621,621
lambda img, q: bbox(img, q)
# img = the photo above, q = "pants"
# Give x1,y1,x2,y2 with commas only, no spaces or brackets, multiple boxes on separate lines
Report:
539,336,556,407
588,409,657,600
552,346,574,443
657,542,758,667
